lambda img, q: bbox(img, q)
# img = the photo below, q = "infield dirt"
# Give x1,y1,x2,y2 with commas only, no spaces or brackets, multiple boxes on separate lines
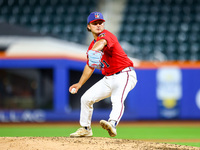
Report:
0,137,200,150
1,121,200,150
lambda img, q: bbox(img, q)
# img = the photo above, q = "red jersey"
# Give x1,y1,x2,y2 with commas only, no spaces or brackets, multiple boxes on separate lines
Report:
87,29,134,76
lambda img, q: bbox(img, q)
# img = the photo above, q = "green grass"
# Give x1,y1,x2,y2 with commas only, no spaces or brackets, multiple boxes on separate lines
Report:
116,126,200,139
0,125,200,148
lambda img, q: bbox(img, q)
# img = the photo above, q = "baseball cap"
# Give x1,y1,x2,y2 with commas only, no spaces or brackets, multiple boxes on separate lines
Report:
87,12,105,24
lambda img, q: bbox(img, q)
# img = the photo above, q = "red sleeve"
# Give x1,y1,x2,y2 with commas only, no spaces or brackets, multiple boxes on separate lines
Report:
97,32,115,49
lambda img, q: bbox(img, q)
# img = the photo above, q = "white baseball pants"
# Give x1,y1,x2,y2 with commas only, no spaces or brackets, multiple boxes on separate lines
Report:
80,67,137,127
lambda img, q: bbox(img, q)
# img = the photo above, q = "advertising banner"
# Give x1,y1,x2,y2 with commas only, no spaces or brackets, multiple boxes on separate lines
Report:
1,59,200,122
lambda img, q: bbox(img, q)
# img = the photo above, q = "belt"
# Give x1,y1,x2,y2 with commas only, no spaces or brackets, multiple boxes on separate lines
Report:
115,67,134,75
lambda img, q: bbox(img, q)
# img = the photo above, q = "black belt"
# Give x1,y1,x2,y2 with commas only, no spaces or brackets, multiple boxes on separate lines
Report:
115,67,134,75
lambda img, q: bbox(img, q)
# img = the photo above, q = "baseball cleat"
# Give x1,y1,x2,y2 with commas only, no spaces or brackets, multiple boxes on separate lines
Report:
100,120,117,137
70,127,93,137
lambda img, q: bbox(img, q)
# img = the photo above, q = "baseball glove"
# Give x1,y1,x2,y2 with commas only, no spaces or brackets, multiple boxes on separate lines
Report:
87,50,103,69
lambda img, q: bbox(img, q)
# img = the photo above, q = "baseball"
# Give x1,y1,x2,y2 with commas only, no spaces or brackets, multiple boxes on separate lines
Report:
71,88,76,94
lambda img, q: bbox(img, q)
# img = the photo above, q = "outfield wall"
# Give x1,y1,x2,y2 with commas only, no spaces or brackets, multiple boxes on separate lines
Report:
0,58,200,122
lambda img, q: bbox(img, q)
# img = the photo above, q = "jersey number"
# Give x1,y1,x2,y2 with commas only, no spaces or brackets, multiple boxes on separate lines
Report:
101,60,110,68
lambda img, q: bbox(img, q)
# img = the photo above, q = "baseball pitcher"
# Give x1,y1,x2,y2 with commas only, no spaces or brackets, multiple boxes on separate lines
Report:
69,12,137,137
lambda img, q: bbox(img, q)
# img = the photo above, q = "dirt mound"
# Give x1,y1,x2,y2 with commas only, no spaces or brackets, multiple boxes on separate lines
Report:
0,137,199,150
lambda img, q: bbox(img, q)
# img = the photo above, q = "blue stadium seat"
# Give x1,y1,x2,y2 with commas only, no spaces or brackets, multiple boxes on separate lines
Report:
119,0,200,60
0,0,97,44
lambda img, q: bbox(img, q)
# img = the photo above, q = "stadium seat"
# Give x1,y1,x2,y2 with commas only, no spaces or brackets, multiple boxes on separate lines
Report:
0,0,97,44
119,0,200,60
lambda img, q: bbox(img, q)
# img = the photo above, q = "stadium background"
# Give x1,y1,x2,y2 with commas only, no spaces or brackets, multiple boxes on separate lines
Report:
1,0,200,122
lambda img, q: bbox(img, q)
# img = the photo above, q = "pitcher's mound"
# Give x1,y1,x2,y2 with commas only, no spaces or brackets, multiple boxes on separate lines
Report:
0,137,199,150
